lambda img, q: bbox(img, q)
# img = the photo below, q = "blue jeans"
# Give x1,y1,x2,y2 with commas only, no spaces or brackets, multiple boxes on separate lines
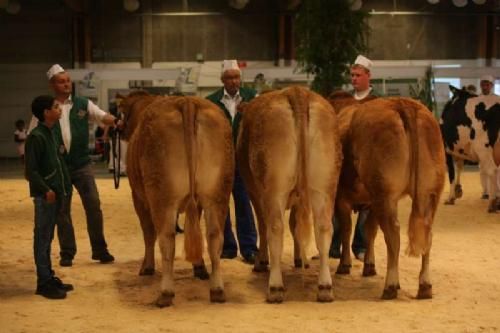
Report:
57,163,109,259
331,209,368,256
223,168,258,257
33,195,68,285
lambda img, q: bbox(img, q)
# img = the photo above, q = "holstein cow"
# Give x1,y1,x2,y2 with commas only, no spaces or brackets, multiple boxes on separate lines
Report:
440,85,500,212
329,93,446,299
119,91,234,307
237,86,342,303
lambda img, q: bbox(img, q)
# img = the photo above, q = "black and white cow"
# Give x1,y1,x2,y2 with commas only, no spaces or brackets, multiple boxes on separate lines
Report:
440,85,500,212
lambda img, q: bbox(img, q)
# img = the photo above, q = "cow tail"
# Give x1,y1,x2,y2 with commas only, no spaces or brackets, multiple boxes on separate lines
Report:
397,99,429,256
180,98,203,263
287,87,312,266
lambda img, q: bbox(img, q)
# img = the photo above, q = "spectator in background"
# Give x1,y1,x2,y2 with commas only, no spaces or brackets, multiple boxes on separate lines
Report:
14,119,27,162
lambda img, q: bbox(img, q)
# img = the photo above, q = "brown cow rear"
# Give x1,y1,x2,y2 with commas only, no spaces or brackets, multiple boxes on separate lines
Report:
119,92,234,307
331,96,445,299
237,86,342,303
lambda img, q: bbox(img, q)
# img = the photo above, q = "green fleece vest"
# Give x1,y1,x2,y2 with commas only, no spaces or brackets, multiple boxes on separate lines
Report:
206,87,256,143
53,96,90,171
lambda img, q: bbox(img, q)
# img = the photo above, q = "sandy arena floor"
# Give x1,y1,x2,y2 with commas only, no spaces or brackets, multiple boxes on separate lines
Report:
0,165,499,333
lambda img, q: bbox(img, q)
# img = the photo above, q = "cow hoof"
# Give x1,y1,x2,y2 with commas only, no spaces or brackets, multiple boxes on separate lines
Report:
487,203,497,213
139,267,155,276
267,286,285,304
210,288,226,303
156,291,175,308
317,285,333,303
294,259,310,269
362,263,376,276
417,283,433,299
335,264,351,275
444,199,455,205
381,285,398,300
193,264,210,280
455,185,463,198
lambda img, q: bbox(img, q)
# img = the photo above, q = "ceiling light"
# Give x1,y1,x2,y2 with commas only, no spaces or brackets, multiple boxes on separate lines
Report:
123,0,140,12
350,0,362,11
452,0,468,7
6,0,21,14
427,0,440,4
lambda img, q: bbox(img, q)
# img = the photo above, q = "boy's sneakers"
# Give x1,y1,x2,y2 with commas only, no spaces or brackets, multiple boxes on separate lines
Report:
36,279,66,299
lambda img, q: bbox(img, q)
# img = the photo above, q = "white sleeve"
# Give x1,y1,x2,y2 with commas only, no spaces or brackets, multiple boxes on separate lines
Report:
27,116,39,134
87,99,108,126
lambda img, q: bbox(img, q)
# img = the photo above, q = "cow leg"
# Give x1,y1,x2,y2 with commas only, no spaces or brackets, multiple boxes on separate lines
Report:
454,159,464,198
445,158,462,205
252,198,269,272
264,198,286,303
362,211,378,277
204,204,227,303
132,191,156,276
335,201,352,275
311,191,333,302
154,207,177,308
417,249,433,299
376,200,400,300
487,171,498,213
289,206,308,269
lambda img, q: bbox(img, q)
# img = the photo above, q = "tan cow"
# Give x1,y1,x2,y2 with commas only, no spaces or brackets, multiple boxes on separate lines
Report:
330,93,446,299
119,91,234,307
237,86,342,303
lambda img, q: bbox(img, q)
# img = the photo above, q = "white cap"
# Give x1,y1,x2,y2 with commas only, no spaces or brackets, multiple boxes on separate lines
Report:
222,59,240,73
47,64,65,80
353,55,373,71
480,74,494,83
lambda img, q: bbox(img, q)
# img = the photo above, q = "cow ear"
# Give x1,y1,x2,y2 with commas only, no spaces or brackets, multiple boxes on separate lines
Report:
449,85,459,95
116,93,126,100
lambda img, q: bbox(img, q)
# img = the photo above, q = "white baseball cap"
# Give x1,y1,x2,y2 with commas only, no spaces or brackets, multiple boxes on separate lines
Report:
480,74,494,83
222,59,240,73
353,55,373,71
47,64,65,80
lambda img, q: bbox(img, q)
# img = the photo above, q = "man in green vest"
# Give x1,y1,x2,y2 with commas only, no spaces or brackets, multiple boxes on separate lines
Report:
30,64,120,267
206,60,258,264
330,55,380,261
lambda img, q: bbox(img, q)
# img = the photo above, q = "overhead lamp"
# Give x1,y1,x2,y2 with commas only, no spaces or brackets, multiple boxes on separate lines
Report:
452,0,468,7
427,0,440,4
228,0,250,10
123,0,140,12
350,0,362,11
6,0,21,14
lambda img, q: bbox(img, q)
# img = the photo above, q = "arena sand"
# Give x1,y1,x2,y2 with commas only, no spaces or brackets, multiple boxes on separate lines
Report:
0,169,499,333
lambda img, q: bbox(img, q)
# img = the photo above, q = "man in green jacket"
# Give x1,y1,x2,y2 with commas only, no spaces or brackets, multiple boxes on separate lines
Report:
26,95,74,299
206,60,258,264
